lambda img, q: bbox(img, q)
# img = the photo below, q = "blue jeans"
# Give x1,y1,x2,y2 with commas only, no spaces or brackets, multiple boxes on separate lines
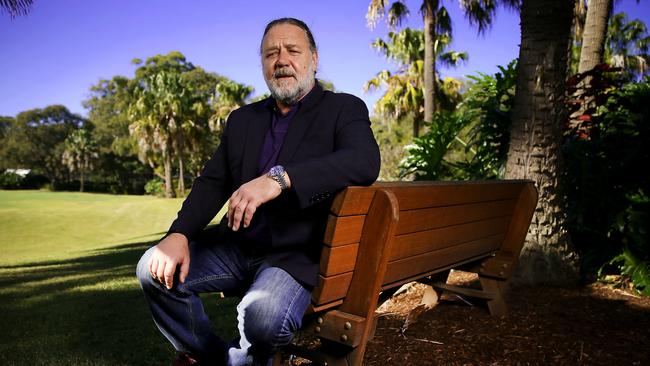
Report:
136,241,311,366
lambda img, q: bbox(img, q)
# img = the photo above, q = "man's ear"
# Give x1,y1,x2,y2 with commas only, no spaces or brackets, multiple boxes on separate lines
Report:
312,51,319,74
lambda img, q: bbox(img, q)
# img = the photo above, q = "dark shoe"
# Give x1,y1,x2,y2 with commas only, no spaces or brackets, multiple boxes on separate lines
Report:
172,352,200,366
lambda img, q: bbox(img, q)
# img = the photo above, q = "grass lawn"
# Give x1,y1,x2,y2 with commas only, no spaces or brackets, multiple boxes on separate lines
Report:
0,190,236,365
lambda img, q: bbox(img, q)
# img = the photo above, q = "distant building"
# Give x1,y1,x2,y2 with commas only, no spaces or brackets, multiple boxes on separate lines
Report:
4,169,31,177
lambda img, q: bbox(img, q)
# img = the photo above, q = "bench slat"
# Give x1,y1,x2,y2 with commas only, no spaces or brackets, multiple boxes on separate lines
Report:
319,217,510,278
312,271,353,305
323,199,515,248
383,234,503,285
314,233,505,306
331,181,528,215
396,199,517,235
390,216,510,261
320,243,359,276
323,215,365,247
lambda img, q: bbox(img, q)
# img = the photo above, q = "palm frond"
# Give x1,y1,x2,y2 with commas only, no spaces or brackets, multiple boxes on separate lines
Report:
436,6,452,35
459,0,498,34
367,0,389,29
439,51,469,68
0,0,34,18
387,1,410,29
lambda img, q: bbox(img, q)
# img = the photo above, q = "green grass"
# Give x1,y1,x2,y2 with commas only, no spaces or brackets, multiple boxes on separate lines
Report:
0,190,236,365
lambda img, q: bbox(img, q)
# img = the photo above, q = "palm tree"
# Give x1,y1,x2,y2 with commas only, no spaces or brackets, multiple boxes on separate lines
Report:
364,27,467,136
129,70,190,198
605,12,650,79
578,0,613,73
367,0,507,127
505,0,579,285
569,0,613,138
209,80,254,133
62,129,98,192
0,0,33,17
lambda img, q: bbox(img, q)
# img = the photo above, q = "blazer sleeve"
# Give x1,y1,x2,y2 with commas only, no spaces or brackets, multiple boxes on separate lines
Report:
166,119,233,240
284,95,380,209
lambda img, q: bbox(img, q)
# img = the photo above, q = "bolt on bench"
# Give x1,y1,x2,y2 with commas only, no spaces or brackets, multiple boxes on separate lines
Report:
275,180,538,366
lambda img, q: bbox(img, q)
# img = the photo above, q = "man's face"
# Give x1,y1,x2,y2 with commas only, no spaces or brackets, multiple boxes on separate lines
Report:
261,23,318,105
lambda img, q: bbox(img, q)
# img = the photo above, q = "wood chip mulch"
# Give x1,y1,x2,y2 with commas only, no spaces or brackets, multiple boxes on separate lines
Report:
363,272,650,365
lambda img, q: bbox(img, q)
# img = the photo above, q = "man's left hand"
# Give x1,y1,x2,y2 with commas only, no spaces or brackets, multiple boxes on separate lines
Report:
227,174,289,231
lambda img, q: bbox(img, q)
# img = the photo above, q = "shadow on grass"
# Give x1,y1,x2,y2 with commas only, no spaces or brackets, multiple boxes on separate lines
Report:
0,240,238,366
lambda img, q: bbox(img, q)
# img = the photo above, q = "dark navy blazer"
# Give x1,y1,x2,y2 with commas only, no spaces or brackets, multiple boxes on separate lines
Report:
167,83,381,287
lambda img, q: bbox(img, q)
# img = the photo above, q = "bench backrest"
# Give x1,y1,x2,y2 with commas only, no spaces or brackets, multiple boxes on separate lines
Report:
311,180,538,310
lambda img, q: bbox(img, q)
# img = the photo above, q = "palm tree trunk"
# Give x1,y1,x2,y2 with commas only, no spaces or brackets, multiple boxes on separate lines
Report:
505,0,578,285
578,0,612,73
422,0,439,137
163,148,175,198
172,131,185,196
177,152,185,196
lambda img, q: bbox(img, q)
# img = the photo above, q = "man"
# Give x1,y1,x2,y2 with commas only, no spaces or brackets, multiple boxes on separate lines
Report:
136,17,380,366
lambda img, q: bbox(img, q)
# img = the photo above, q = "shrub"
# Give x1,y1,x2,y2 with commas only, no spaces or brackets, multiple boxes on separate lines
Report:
0,171,23,189
564,76,650,289
144,179,165,197
453,60,517,179
398,61,518,181
400,110,470,180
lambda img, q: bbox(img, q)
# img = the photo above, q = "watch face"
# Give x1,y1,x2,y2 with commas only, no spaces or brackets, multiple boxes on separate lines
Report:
270,165,283,176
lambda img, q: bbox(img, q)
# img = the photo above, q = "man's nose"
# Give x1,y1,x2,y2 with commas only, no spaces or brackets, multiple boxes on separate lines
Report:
276,49,290,66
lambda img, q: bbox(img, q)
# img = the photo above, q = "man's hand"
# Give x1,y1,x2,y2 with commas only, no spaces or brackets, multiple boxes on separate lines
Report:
148,233,190,289
227,173,290,231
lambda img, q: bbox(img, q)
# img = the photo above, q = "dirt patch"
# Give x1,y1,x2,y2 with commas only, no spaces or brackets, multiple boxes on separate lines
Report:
363,271,650,365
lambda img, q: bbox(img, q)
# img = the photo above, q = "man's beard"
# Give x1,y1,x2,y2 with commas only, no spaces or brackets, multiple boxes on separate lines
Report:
265,63,315,105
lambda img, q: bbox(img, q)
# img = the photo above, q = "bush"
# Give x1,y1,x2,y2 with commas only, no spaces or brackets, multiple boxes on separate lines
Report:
398,61,517,181
21,174,50,189
371,116,412,181
400,111,469,180
564,76,650,289
0,171,23,189
144,179,165,197
453,60,517,179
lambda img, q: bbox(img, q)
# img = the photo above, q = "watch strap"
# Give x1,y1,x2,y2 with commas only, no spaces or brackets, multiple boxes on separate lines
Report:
268,166,288,190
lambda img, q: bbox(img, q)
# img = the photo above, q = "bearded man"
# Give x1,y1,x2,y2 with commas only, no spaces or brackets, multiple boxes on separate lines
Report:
136,17,380,366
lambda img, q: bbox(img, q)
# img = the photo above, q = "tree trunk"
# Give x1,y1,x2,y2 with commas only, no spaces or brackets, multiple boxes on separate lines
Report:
570,0,612,136
163,147,176,198
578,0,612,73
505,0,579,285
177,152,185,196
422,0,439,138
173,131,185,196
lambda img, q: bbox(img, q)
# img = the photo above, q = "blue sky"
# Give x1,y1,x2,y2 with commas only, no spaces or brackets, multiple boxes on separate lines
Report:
1,0,648,118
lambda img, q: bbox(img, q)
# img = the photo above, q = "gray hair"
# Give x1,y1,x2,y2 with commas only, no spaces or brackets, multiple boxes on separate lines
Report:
260,17,317,54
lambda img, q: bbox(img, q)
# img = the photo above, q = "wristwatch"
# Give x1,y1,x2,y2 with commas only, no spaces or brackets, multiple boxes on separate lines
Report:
267,165,288,190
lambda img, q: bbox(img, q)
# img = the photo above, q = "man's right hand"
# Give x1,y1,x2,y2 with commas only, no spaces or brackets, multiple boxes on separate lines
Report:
148,233,190,290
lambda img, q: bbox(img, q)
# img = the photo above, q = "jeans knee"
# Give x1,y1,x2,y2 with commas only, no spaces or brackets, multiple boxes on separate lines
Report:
136,247,155,289
239,292,300,351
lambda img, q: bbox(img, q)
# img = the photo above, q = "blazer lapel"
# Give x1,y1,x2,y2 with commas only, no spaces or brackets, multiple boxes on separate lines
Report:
277,83,326,165
241,101,272,183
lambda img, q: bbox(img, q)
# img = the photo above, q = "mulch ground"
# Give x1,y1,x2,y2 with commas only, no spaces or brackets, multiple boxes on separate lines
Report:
361,272,650,365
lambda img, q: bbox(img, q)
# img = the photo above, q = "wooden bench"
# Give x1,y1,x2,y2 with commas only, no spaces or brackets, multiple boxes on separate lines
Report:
276,180,538,366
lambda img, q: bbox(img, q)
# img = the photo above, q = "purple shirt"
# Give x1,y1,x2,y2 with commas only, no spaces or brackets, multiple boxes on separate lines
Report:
241,87,316,248
258,101,300,175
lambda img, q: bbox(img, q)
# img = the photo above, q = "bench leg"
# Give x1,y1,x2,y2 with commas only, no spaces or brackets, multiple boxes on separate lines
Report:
277,316,378,366
317,340,364,366
479,276,508,317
